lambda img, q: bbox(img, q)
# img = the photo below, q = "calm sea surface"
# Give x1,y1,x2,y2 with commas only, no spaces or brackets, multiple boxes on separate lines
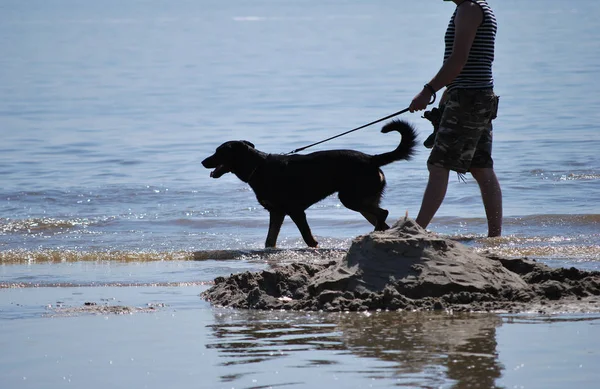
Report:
1,0,600,388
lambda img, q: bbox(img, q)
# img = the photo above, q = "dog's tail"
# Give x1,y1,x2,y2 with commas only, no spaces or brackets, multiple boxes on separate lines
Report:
371,119,418,167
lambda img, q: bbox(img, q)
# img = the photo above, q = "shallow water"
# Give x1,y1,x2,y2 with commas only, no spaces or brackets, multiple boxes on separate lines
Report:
2,0,600,387
1,0,599,257
2,278,600,389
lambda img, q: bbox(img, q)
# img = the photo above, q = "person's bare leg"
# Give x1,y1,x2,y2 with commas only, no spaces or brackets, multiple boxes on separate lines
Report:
470,167,503,237
416,164,450,230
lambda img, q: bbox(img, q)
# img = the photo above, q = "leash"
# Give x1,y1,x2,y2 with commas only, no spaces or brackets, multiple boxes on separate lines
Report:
286,92,436,154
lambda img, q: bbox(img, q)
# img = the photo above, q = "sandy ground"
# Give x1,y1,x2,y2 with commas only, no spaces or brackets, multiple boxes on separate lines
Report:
202,218,600,314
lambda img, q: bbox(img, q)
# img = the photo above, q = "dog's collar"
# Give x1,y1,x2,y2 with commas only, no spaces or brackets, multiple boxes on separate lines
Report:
246,165,259,183
246,154,271,183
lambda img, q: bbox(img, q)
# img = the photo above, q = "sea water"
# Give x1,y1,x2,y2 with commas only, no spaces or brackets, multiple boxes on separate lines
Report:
1,0,600,388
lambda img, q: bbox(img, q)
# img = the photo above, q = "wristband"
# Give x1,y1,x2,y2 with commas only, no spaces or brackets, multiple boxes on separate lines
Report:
424,84,437,105
424,83,436,96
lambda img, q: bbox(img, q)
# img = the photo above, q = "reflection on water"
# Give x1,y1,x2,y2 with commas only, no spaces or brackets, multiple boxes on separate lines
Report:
338,313,503,389
207,310,503,388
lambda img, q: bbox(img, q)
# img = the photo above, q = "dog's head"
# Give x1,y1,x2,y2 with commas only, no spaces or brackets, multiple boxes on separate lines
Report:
202,140,256,178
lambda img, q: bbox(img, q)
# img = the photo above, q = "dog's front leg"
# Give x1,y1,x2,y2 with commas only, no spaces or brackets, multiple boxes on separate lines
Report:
289,211,318,248
265,211,285,248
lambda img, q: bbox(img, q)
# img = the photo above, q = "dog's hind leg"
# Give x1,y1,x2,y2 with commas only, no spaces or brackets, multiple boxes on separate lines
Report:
360,209,390,231
289,211,318,248
339,192,390,231
265,211,285,248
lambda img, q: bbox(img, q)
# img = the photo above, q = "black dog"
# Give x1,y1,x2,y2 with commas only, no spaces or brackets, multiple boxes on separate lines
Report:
202,119,418,248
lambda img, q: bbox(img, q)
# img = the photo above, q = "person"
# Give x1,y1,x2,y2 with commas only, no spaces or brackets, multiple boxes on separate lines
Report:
409,0,502,237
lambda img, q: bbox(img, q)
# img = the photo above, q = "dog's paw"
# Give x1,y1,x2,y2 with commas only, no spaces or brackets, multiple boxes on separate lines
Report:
375,223,390,231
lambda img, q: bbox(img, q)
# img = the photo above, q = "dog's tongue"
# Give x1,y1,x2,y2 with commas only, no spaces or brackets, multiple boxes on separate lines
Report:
210,164,229,178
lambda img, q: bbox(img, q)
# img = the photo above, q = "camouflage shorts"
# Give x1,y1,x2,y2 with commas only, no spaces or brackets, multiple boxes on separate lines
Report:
428,88,499,173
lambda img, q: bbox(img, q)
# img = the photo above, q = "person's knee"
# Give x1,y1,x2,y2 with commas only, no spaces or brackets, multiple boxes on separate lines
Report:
471,167,496,182
427,163,450,177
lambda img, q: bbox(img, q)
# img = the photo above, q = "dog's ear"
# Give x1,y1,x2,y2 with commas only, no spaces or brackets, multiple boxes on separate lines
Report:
242,140,255,149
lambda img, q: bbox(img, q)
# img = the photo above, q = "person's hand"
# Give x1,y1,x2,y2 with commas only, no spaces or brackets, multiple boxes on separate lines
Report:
409,87,433,112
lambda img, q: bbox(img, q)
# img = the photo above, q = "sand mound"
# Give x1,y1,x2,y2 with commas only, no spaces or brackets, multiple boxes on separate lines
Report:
202,218,600,313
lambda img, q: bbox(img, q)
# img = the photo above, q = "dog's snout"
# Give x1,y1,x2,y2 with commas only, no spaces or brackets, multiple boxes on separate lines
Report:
202,155,215,168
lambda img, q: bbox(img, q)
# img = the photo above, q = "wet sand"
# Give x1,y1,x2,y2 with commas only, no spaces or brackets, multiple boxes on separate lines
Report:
202,218,600,314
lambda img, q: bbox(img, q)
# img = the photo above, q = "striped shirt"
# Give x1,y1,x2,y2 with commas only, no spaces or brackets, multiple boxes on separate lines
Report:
444,0,497,90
